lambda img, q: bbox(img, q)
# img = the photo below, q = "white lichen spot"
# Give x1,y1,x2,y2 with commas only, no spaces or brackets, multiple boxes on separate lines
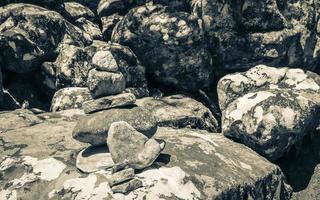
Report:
0,190,17,200
280,107,297,129
10,173,38,189
295,78,320,90
227,91,275,121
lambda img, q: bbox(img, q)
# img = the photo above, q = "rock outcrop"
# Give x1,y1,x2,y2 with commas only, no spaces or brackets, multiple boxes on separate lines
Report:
218,65,320,160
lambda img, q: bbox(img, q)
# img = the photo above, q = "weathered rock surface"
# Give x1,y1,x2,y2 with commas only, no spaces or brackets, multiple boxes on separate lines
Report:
111,178,143,194
74,17,103,40
218,65,320,160
83,92,136,114
87,69,126,98
72,106,157,146
92,50,119,72
136,94,219,132
50,87,92,112
101,14,123,40
107,121,165,169
112,4,213,91
107,168,135,187
0,109,293,199
0,4,90,74
62,2,95,22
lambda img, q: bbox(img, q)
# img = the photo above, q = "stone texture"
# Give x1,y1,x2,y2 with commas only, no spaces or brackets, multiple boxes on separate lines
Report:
75,17,103,40
87,69,126,98
101,14,123,40
111,178,143,194
107,168,135,187
112,4,213,91
50,87,92,112
0,3,91,74
107,121,165,169
72,106,157,146
218,65,320,160
83,92,136,114
62,2,95,22
92,50,119,72
136,95,219,132
76,145,114,173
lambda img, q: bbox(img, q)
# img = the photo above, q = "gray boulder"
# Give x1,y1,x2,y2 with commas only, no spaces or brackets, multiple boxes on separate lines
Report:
62,2,95,22
50,87,92,112
83,92,136,114
101,14,123,40
0,3,91,74
92,50,119,72
218,65,320,160
72,106,157,146
111,4,213,91
136,95,219,132
107,121,165,169
75,17,103,40
87,69,126,98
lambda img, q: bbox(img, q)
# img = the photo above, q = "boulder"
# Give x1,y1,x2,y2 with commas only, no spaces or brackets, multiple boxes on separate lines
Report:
111,179,143,194
107,168,135,187
75,17,103,40
87,69,126,98
50,87,92,112
72,106,157,146
0,4,91,74
111,4,213,91
83,92,136,114
136,95,219,132
0,0,63,9
218,65,320,160
92,50,119,72
192,0,319,72
62,2,95,22
101,14,123,40
97,0,145,17
107,121,165,169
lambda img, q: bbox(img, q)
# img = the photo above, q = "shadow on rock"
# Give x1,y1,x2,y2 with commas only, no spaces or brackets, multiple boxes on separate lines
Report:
276,131,320,192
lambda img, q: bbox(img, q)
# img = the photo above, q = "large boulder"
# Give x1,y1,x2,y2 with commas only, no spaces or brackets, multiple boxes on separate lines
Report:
0,0,63,9
192,0,320,72
62,2,95,22
72,106,158,146
107,121,165,169
136,95,219,132
0,4,91,74
74,17,103,40
112,4,213,91
218,65,320,160
50,87,93,112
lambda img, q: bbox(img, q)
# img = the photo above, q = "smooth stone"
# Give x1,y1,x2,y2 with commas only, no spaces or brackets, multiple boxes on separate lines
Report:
92,50,119,72
76,146,114,173
82,93,136,114
111,179,143,194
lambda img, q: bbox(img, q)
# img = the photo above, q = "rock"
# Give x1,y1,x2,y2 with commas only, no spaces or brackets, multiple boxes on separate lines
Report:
75,17,103,40
107,168,135,187
97,0,138,17
92,50,119,72
72,106,157,146
193,0,319,72
0,68,3,106
111,4,213,91
101,14,123,40
50,87,92,112
0,3,91,74
136,95,219,132
218,65,320,160
107,121,165,169
62,2,95,22
0,0,63,9
54,44,93,88
124,87,149,98
87,69,126,98
76,145,114,173
111,178,143,194
83,93,136,114
152,127,292,199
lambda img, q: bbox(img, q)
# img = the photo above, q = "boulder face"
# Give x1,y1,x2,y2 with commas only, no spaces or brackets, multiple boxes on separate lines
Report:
136,94,219,132
0,4,91,74
62,2,95,22
50,87,92,112
193,0,320,72
218,65,320,160
112,4,214,91
72,106,158,146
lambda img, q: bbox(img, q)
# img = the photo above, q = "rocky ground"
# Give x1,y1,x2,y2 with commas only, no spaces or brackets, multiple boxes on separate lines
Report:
0,1,319,200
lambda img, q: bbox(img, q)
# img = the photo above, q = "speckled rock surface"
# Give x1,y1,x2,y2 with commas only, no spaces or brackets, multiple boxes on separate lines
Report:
0,110,293,200
136,94,219,132
112,4,214,91
218,65,320,160
72,106,158,146
50,87,92,112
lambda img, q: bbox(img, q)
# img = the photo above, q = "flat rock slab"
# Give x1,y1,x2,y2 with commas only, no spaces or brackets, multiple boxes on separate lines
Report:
136,95,219,132
76,145,114,173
